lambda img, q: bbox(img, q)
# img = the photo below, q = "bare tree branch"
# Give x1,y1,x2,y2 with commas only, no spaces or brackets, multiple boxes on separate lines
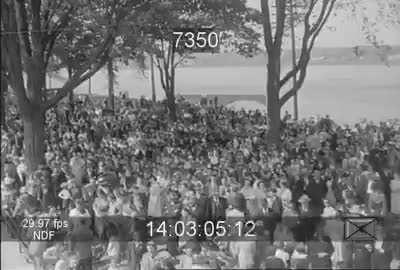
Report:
279,0,321,89
173,53,191,68
279,59,308,107
279,0,336,107
44,33,115,109
155,57,167,91
309,0,329,34
307,0,336,53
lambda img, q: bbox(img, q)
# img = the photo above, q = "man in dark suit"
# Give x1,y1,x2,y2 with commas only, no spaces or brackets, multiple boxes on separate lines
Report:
305,170,327,215
206,191,228,221
52,164,68,210
264,189,283,241
194,183,209,219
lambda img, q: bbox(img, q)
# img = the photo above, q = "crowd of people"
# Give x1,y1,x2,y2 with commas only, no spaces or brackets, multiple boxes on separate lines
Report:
2,94,400,270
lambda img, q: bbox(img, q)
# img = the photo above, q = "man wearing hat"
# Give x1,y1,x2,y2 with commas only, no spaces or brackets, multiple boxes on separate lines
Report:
297,193,316,242
194,182,209,220
175,241,201,269
140,241,172,270
226,192,245,218
305,169,328,215
13,186,41,217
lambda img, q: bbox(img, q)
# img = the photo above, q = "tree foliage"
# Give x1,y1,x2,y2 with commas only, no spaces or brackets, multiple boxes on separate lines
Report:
1,0,146,172
1,0,146,111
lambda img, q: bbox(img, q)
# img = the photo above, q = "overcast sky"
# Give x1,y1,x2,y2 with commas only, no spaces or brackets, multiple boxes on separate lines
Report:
247,0,400,48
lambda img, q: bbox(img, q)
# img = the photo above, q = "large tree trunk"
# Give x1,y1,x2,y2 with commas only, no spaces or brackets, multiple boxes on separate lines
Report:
107,58,115,112
266,53,281,146
164,62,177,121
166,90,177,122
23,108,45,173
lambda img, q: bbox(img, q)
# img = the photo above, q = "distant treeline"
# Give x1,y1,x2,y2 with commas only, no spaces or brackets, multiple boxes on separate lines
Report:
180,45,400,67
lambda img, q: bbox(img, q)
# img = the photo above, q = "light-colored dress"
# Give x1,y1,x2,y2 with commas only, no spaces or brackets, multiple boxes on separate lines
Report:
70,156,86,183
147,183,163,217
390,176,400,214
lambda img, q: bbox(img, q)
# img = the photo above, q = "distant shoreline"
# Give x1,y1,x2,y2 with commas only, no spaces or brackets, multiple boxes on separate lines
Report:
176,46,400,68
177,62,400,69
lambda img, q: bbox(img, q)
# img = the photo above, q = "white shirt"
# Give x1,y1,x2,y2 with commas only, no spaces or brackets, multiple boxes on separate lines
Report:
106,240,120,257
108,199,122,216
122,203,137,217
275,248,290,267
54,259,69,270
176,254,193,269
69,208,91,218
230,241,256,268
93,197,109,217
278,187,292,203
17,163,27,177
226,208,245,218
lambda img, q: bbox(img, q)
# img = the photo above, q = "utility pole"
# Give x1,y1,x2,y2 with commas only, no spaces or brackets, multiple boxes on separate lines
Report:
150,52,156,102
289,0,298,120
107,58,115,112
88,77,92,95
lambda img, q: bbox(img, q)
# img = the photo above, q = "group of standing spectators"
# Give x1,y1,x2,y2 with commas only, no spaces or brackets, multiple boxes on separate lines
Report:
2,95,400,270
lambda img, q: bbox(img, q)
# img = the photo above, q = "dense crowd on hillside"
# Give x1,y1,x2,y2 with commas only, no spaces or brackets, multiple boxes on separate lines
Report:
2,95,400,270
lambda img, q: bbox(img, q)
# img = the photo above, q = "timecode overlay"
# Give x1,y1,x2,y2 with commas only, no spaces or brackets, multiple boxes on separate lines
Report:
3,215,400,242
146,218,257,241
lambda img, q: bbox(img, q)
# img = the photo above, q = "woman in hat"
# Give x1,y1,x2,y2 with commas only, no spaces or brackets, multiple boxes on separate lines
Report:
368,181,387,216
253,179,267,211
69,148,86,185
277,179,292,205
